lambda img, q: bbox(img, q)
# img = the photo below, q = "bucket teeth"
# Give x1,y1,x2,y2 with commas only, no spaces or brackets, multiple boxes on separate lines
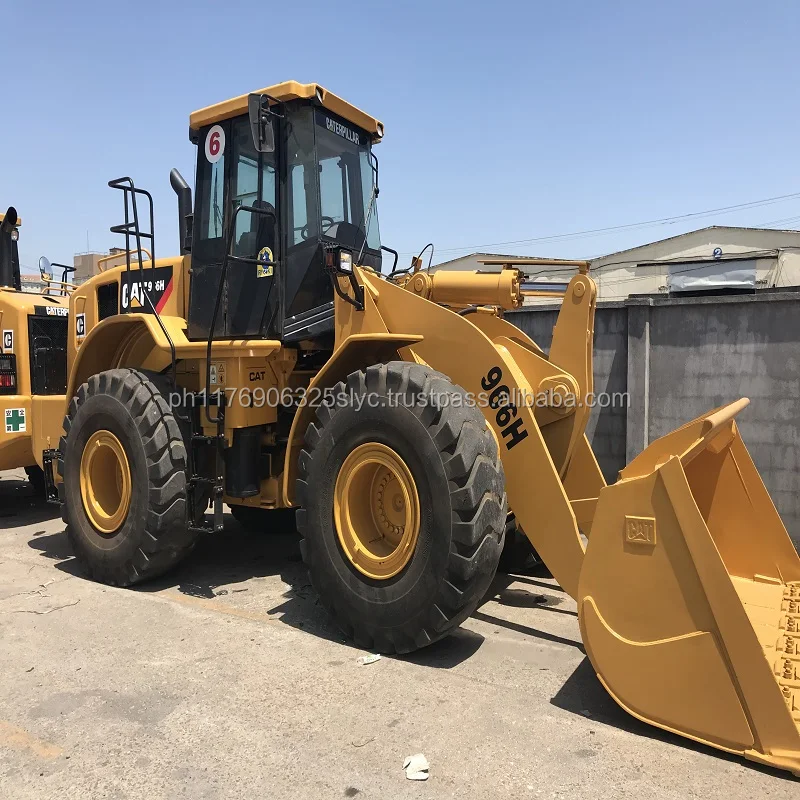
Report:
780,615,800,633
775,584,800,724
774,654,800,682
779,684,800,722
779,584,800,635
777,634,798,656
777,588,800,657
775,654,800,722
782,583,800,614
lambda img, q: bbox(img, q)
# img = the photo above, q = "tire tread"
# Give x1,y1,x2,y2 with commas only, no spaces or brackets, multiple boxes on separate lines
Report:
61,368,194,586
296,360,506,654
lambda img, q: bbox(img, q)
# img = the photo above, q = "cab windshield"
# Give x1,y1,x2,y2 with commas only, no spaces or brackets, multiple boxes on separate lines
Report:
311,108,380,253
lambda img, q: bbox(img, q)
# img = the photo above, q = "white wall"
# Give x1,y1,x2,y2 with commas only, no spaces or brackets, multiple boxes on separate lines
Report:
431,229,800,304
590,227,800,300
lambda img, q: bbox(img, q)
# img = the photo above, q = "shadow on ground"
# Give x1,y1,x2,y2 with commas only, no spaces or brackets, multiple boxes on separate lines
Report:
16,482,800,778
26,507,485,666
472,568,585,651
554,654,796,782
0,476,61,530
25,505,494,667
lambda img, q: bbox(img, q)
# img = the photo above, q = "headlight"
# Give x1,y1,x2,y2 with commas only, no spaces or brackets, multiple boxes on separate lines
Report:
10,229,18,242
325,247,354,274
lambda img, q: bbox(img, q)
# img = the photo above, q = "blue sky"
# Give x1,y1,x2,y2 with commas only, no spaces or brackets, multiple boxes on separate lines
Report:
5,0,800,273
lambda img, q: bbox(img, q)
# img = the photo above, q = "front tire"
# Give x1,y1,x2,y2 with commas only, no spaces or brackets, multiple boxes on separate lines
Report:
296,362,507,654
59,368,197,586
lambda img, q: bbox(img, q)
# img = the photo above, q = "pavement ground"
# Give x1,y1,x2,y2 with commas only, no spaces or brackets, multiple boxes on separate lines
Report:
0,468,798,799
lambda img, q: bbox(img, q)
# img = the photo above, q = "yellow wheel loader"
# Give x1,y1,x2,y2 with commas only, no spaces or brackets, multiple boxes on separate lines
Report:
59,82,800,776
0,208,71,498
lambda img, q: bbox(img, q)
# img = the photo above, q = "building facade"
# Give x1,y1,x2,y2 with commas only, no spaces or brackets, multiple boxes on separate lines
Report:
72,248,129,283
430,227,800,303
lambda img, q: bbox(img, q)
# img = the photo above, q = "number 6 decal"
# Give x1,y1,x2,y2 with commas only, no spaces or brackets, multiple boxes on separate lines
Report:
205,124,225,164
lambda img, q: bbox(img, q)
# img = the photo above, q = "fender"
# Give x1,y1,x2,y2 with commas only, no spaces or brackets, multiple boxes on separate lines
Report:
67,313,283,401
66,314,180,401
281,332,423,507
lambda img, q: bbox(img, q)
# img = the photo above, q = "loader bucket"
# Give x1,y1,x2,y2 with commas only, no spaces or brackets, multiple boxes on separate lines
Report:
578,399,800,775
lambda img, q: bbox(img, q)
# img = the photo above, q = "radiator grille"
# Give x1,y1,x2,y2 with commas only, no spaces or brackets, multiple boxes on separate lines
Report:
28,316,68,395
98,282,119,320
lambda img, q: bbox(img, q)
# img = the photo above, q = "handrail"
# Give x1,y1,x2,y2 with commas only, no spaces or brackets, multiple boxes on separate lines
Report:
107,176,177,392
39,261,77,297
97,248,153,272
39,275,77,297
205,202,276,425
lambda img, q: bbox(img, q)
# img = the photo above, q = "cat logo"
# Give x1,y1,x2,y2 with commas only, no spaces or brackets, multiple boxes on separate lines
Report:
625,516,657,546
76,313,86,340
120,266,174,314
256,247,274,278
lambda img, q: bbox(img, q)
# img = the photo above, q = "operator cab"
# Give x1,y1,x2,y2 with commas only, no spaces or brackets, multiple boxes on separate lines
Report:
187,82,383,342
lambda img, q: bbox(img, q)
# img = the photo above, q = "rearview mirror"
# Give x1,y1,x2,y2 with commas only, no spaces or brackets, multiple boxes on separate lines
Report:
248,94,275,154
38,256,52,279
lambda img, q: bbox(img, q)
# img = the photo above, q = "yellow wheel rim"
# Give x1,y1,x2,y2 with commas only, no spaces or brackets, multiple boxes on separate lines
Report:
79,430,132,534
334,442,421,580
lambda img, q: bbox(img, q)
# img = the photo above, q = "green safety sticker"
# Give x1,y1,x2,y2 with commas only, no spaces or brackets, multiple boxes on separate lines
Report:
5,408,26,433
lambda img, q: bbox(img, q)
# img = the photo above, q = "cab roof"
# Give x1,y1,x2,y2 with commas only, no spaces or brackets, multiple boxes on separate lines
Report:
189,81,384,143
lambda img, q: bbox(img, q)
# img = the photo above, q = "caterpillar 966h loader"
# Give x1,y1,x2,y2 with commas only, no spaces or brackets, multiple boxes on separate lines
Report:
57,82,800,775
0,208,71,497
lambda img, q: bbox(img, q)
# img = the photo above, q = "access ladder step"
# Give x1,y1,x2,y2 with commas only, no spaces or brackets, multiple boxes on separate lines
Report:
42,448,60,505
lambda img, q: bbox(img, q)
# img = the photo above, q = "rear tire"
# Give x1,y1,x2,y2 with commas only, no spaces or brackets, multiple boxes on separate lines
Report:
59,368,196,586
296,361,507,654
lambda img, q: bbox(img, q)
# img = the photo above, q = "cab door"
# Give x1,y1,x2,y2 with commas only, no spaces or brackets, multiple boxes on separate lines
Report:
188,117,279,340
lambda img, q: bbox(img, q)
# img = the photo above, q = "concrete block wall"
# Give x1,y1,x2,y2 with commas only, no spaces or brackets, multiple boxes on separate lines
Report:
510,305,628,483
508,288,800,545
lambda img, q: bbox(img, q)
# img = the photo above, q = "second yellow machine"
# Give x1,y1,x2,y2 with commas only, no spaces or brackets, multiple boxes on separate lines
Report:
59,82,800,776
0,208,71,496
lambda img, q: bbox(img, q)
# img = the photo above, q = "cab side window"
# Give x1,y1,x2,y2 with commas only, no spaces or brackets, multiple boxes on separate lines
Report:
231,118,277,261
194,123,229,266
287,107,318,247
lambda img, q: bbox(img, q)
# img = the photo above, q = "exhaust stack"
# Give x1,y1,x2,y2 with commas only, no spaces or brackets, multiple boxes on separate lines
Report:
0,207,19,289
169,169,193,255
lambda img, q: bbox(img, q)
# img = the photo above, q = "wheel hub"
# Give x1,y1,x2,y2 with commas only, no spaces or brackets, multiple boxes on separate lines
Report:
79,430,132,534
334,443,420,580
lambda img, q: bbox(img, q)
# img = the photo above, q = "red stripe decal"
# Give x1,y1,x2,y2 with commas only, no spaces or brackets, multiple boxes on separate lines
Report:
155,277,174,314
